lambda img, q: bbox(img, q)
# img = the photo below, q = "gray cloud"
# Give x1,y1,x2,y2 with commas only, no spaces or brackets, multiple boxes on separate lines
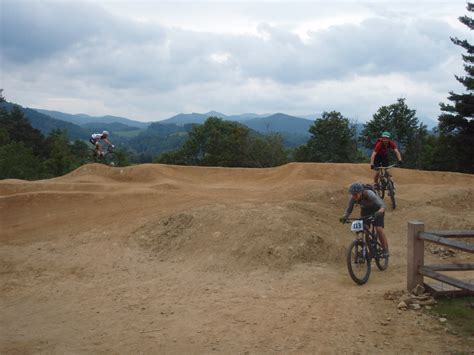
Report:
0,0,470,121
1,1,103,62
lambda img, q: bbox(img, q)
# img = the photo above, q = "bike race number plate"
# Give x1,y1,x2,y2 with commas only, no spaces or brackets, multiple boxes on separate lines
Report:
351,220,364,232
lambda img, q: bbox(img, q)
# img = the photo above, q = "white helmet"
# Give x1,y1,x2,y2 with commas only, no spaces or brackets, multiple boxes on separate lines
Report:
102,130,109,136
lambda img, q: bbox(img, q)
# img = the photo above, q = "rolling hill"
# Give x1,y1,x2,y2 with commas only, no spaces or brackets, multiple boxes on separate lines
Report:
35,109,150,129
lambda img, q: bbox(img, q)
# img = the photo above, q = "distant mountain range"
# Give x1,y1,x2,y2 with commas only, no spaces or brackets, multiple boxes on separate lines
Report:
159,111,313,135
2,101,439,152
35,109,150,129
160,111,274,125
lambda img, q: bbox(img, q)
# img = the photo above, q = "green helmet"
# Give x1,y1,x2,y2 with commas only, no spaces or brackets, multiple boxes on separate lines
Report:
381,131,391,138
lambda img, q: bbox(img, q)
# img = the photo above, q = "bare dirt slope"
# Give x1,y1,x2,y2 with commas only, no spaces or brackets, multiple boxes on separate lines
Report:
1,163,473,353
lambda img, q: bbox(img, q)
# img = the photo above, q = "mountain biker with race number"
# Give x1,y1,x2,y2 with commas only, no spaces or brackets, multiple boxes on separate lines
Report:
341,182,389,257
370,131,402,187
89,130,114,158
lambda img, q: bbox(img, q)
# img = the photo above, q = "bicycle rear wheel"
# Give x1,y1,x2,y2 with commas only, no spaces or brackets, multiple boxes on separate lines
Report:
376,177,385,199
346,240,371,285
387,180,396,209
374,240,389,271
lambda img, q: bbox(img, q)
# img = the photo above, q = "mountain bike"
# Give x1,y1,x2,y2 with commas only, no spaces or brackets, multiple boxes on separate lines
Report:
342,215,389,285
89,145,118,166
374,164,397,209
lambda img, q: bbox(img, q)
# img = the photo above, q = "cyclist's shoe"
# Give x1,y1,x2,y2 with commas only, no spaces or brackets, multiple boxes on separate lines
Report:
383,250,390,258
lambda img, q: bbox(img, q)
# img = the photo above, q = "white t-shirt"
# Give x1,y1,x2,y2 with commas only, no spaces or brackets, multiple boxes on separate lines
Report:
91,133,104,143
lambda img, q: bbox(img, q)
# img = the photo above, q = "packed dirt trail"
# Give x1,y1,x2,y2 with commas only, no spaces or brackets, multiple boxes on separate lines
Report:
1,163,473,353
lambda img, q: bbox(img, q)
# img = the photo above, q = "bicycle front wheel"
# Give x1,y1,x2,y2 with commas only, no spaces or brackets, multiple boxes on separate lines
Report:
387,180,396,209
346,240,371,285
104,152,119,166
375,240,389,271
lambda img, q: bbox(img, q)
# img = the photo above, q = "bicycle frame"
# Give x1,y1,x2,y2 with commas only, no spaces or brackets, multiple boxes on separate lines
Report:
375,164,396,182
344,215,389,284
374,164,397,209
349,218,379,260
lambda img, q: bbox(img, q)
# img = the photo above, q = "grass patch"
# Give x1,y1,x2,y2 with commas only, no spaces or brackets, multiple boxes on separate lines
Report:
428,296,474,338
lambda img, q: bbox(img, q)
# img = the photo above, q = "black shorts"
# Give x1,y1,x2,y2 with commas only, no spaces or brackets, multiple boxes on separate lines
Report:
374,154,389,167
361,208,384,228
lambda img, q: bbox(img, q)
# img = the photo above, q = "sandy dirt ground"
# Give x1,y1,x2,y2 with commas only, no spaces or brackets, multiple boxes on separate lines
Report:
1,163,473,353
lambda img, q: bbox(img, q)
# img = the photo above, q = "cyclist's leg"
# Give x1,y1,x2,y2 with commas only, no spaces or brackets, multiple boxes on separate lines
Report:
373,155,384,185
374,214,388,255
94,141,102,157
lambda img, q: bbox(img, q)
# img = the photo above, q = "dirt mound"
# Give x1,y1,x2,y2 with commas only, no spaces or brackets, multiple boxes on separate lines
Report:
129,201,344,271
1,163,473,353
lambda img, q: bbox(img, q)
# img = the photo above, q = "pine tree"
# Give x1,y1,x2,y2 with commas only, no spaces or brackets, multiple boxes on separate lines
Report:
438,2,474,173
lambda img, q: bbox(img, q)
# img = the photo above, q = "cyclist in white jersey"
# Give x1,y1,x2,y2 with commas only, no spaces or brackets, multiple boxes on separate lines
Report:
89,130,114,158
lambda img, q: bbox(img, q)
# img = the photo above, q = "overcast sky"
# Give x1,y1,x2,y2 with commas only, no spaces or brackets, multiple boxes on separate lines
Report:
1,0,471,123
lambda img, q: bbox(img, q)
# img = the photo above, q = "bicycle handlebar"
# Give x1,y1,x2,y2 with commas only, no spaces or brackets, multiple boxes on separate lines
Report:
374,164,396,170
341,215,376,224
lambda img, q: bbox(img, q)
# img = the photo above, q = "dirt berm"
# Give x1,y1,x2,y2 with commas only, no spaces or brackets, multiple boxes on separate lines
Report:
1,163,473,353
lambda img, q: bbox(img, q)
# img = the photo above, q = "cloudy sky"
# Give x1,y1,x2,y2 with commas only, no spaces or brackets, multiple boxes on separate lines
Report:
1,0,471,123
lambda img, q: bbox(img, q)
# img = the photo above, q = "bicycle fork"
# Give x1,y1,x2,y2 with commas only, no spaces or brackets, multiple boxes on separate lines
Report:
357,233,369,260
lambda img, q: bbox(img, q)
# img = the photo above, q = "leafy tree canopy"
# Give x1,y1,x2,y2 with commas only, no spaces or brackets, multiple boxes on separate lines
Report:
295,111,361,163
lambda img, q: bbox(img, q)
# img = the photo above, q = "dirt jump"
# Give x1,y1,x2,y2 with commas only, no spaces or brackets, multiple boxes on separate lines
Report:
1,163,473,353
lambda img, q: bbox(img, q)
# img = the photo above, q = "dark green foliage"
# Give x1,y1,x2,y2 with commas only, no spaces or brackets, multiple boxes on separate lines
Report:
0,142,43,180
180,117,250,166
243,133,288,167
437,2,474,173
0,105,48,158
278,132,310,148
42,129,78,177
359,98,427,168
129,123,192,157
113,147,131,167
416,132,457,171
294,111,361,163
0,128,9,146
155,117,287,167
70,140,91,162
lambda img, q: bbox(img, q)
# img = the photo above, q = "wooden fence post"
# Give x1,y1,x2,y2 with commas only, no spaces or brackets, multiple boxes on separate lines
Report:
407,221,425,291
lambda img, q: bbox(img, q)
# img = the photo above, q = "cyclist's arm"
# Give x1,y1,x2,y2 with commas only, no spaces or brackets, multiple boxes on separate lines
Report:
370,150,377,165
343,197,356,219
393,148,402,162
103,138,113,146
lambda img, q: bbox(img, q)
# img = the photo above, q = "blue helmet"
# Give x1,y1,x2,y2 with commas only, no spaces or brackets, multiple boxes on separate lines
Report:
348,182,364,194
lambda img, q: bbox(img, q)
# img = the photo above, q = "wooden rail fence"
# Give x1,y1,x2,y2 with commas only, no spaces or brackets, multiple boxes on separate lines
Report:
407,221,474,296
